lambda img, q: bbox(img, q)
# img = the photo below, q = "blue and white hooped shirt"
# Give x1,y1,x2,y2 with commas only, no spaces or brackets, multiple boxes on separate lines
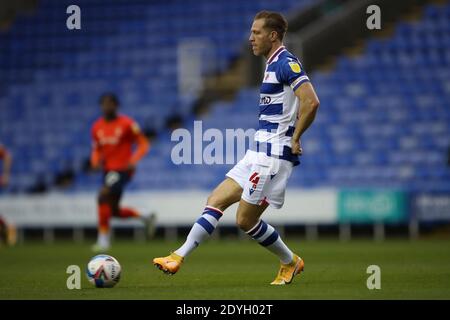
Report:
253,46,310,166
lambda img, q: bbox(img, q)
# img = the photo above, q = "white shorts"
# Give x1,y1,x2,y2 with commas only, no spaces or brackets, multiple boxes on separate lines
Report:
226,150,293,209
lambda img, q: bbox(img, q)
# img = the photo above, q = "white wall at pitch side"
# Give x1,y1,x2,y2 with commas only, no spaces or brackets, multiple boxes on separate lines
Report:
0,189,337,227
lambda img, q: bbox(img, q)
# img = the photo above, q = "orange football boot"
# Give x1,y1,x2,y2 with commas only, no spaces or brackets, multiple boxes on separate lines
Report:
153,252,184,275
270,254,304,285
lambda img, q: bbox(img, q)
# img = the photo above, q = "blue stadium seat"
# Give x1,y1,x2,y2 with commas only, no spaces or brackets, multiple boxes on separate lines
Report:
1,1,449,192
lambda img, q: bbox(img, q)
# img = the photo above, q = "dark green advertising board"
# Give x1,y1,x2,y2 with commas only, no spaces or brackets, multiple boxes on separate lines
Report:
338,190,409,223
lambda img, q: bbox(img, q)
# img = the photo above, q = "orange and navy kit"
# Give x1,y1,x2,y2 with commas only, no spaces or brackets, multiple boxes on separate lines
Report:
0,144,9,187
90,114,149,193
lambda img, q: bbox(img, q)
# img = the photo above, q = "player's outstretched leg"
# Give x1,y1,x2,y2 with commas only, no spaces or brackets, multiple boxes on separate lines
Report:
116,207,157,240
118,207,140,218
236,200,304,285
153,178,241,275
153,205,223,275
246,219,304,285
92,202,112,252
143,212,157,240
92,187,114,252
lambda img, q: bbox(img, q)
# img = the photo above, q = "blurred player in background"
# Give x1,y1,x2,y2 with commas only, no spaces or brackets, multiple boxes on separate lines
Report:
0,143,12,189
91,93,155,252
153,11,320,285
0,143,16,246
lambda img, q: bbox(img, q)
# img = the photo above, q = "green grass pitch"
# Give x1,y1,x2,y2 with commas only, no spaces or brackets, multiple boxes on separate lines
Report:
1,239,449,299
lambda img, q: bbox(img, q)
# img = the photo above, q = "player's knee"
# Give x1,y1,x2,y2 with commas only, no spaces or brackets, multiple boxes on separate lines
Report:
98,187,111,203
110,205,120,217
236,214,256,232
206,193,227,212
97,194,108,204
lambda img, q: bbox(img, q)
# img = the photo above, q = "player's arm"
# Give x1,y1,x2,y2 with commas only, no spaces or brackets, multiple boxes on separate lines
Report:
128,122,150,169
291,82,320,155
0,148,12,186
90,128,102,170
279,59,320,155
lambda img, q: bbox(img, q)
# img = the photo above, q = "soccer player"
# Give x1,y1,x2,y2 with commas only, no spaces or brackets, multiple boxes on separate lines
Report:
153,11,320,285
91,93,155,251
0,143,12,189
0,143,16,246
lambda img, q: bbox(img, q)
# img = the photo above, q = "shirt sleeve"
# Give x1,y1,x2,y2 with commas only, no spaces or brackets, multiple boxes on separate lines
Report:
128,120,150,165
278,59,310,92
128,120,142,141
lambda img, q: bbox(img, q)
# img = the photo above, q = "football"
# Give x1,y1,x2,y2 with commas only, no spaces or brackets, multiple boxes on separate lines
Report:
86,254,121,288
